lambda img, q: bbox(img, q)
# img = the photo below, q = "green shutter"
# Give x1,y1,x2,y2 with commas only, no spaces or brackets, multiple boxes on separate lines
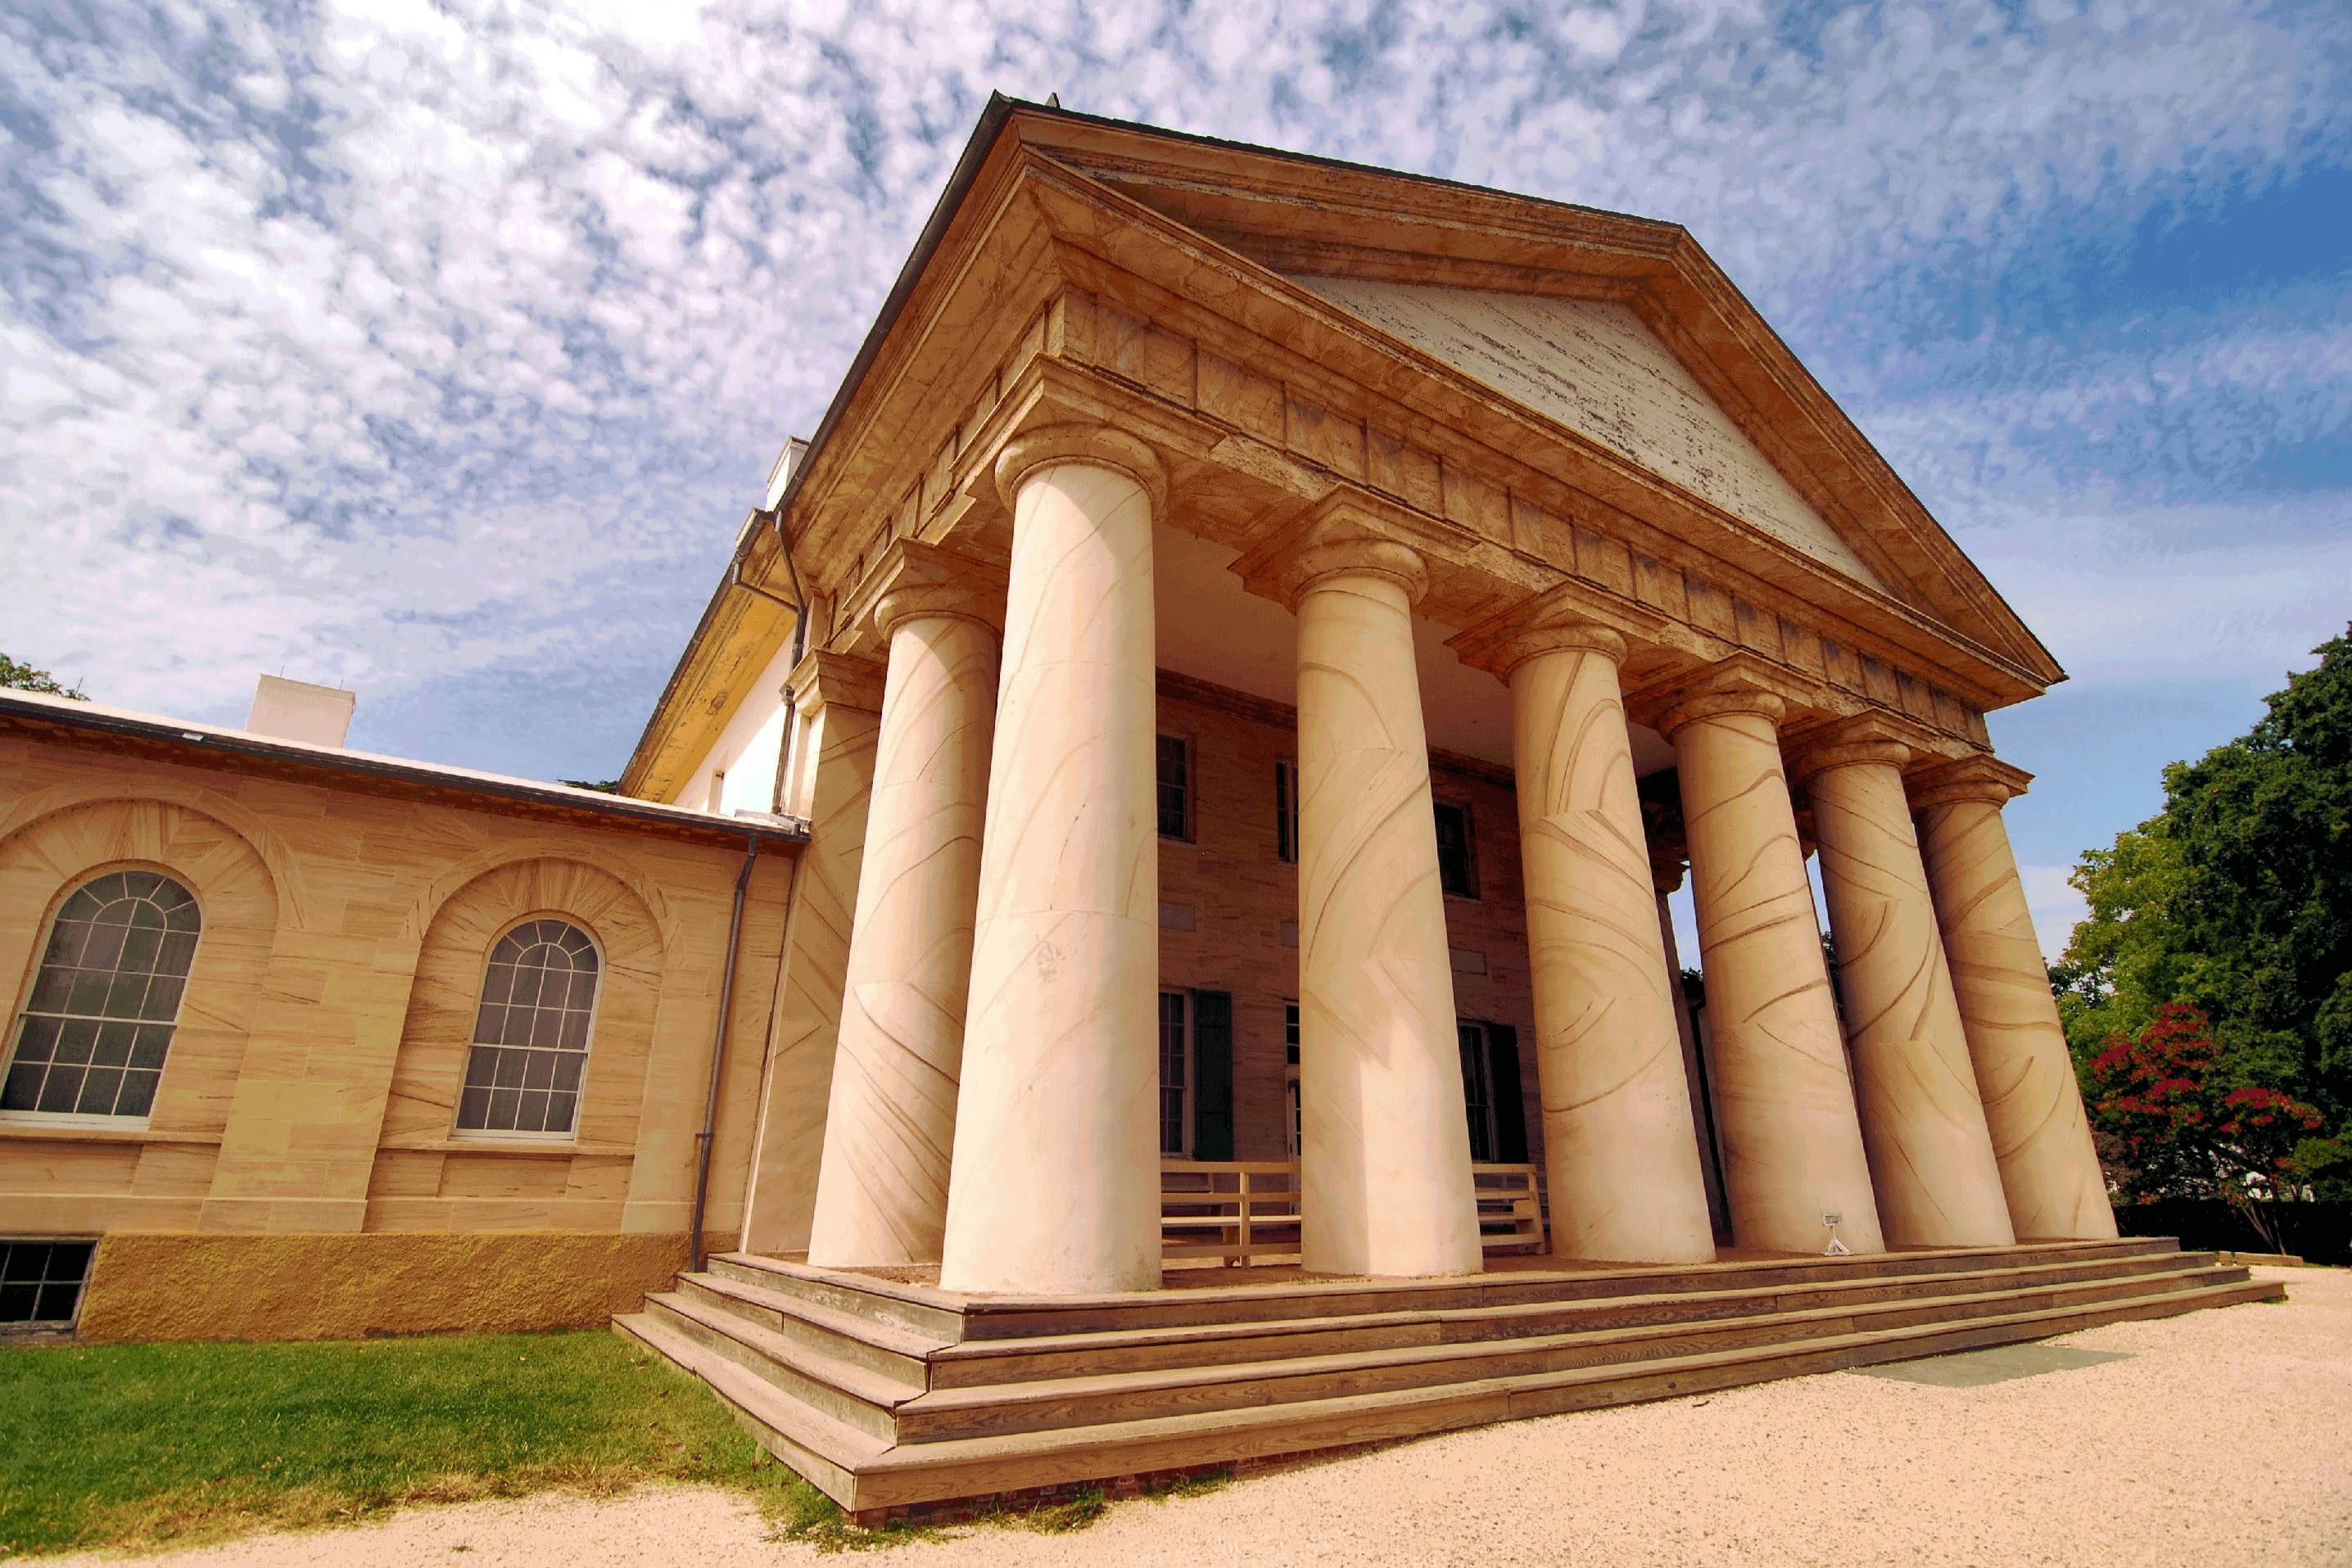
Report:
1486,1023,1528,1164
1191,988,1234,1160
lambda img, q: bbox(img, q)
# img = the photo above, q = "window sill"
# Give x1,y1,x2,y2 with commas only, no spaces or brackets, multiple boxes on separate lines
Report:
378,1135,635,1158
0,1118,219,1147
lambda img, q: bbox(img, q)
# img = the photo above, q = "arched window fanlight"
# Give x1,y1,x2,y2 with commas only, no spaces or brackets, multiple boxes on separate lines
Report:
3,870,201,1119
456,918,600,1136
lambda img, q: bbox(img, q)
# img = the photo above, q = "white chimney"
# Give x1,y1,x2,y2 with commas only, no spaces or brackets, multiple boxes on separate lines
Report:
246,675,356,748
764,436,811,511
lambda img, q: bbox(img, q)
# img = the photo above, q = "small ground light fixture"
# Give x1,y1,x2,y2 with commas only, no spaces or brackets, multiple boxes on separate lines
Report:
1822,1211,1852,1255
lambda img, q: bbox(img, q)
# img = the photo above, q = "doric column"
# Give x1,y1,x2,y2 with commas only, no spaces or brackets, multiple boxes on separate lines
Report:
806,577,1001,1268
1658,680,1884,1256
740,650,883,1254
1796,723,2014,1249
1911,757,2118,1240
1285,526,1481,1279
939,426,1164,1295
1490,620,1714,1263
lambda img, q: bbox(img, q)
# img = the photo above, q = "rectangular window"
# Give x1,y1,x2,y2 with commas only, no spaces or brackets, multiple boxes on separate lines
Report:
1156,734,1192,840
1158,991,1190,1155
1433,800,1478,899
1284,1001,1302,1158
1458,1022,1497,1163
0,1238,94,1327
1274,761,1300,863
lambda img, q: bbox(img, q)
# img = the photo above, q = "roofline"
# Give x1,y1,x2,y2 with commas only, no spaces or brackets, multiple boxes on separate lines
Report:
618,93,1029,790
2,690,807,853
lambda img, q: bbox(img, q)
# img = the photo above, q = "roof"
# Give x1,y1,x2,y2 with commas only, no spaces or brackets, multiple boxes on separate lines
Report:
622,96,2065,784
1,689,808,854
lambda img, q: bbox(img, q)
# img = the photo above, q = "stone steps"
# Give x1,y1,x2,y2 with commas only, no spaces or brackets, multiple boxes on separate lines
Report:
615,1236,2282,1519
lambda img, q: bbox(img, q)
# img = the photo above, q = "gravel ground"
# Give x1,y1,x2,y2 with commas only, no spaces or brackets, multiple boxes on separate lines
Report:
53,1266,2350,1568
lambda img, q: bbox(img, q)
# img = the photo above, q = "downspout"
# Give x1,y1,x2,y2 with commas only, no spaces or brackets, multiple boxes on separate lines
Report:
690,834,761,1272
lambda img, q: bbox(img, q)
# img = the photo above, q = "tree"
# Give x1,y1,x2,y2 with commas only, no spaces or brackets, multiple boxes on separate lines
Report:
2055,626,2352,1180
2084,1004,2324,1251
0,654,86,700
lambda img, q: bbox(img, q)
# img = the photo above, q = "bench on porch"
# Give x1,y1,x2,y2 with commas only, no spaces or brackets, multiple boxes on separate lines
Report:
1161,1159,1545,1268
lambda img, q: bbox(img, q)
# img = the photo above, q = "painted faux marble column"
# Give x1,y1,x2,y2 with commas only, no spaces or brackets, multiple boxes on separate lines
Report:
1912,759,2118,1240
806,589,999,1268
1293,535,1482,1279
1500,624,1715,1264
740,651,883,1255
1798,731,2014,1249
1660,685,1884,1256
939,427,1164,1295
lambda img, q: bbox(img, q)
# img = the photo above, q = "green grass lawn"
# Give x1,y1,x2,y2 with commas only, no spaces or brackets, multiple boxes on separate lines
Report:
0,1328,810,1557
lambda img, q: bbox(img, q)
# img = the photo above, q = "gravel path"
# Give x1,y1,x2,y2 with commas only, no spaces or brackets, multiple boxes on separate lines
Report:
53,1267,2350,1567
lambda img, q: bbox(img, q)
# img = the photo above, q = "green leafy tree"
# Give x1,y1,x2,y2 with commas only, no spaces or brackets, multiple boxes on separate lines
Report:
2084,1003,2323,1249
0,654,86,700
2056,626,2352,1195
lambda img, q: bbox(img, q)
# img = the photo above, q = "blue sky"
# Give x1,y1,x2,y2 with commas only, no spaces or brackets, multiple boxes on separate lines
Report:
2,0,2347,958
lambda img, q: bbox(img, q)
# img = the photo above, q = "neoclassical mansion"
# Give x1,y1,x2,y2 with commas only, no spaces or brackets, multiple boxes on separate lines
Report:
1,99,2272,1512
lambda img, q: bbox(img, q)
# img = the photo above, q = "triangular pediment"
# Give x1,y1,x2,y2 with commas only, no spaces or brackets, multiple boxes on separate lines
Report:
1289,275,1890,593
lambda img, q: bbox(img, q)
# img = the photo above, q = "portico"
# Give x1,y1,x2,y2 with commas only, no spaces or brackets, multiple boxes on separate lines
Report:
719,97,2126,1298
595,97,2265,1517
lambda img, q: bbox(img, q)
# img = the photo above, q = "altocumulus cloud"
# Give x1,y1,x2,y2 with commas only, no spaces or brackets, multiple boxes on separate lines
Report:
2,0,2348,851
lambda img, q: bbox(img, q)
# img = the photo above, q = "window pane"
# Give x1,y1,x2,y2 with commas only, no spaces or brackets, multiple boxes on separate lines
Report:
2,1064,43,1112
1156,735,1190,839
1274,761,1297,863
76,1067,124,1116
1434,803,1477,898
37,1066,87,1114
91,1025,133,1068
1157,992,1187,1155
53,1021,96,1064
1459,1023,1495,1162
129,1026,171,1069
139,974,186,1022
115,1070,160,1118
545,1091,579,1135
14,1017,60,1064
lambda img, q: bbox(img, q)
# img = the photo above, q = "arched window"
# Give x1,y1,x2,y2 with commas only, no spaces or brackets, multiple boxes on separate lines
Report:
456,918,599,1136
3,870,201,1119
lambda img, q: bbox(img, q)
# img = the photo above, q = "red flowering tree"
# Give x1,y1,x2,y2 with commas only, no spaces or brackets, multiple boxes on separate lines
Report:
2085,1003,2324,1252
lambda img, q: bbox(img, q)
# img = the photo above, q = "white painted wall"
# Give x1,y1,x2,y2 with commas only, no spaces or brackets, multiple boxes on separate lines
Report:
676,629,801,816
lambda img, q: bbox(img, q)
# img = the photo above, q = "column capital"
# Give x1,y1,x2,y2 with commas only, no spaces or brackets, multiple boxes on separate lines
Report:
1649,853,1688,895
1450,585,1664,680
1463,610,1627,680
992,423,1168,516
1653,681,1785,739
1631,655,1807,739
1907,752,2033,811
785,648,886,718
871,541,1006,640
1237,499,1430,609
1789,713,1917,783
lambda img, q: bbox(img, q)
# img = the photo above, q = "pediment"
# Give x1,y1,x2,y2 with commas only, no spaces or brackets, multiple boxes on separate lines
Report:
1289,275,1890,594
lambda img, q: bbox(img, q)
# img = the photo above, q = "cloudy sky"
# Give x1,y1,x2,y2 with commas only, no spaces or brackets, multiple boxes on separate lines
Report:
3,0,2347,956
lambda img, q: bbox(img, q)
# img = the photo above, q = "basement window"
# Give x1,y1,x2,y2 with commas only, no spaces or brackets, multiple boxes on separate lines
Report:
0,1239,95,1329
